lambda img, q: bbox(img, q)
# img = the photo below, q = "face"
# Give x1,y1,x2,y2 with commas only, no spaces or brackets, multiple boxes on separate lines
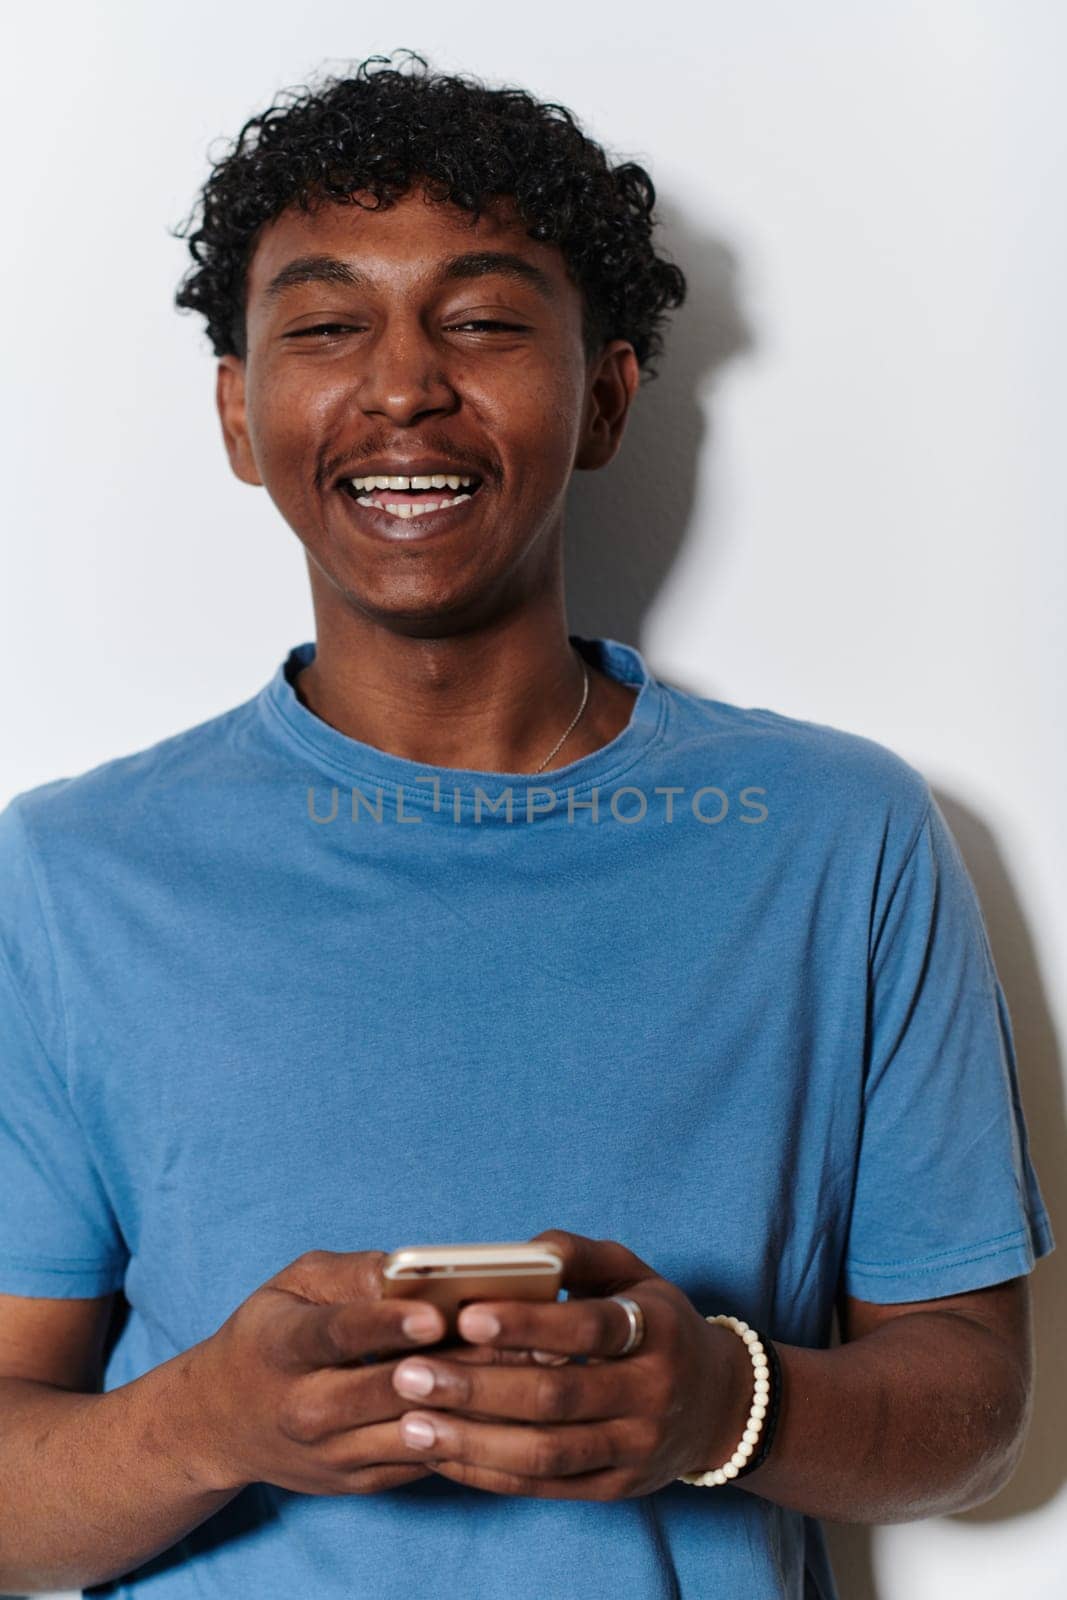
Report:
216,185,639,636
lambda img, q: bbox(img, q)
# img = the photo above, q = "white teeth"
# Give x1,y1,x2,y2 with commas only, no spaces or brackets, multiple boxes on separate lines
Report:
348,472,477,491
354,494,473,518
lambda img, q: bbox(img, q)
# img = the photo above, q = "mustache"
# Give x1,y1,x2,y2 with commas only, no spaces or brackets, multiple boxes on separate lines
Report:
318,443,501,490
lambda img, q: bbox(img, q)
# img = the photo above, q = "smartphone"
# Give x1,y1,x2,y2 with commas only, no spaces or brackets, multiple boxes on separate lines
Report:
380,1240,564,1342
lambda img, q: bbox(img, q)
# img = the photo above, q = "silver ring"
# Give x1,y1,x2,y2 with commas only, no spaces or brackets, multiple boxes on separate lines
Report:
608,1294,645,1357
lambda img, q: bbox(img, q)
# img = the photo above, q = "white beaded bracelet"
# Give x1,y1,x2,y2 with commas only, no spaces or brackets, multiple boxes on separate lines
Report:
677,1314,771,1486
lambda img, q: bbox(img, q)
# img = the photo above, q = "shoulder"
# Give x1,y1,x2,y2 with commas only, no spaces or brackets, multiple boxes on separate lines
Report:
3,696,259,843
0,694,264,919
0,696,262,1030
655,675,932,845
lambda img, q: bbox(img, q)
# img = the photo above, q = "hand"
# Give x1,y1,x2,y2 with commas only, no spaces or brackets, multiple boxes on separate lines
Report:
389,1229,754,1498
188,1248,544,1497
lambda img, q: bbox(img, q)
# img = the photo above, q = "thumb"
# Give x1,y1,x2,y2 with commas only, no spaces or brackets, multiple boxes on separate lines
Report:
529,1229,655,1298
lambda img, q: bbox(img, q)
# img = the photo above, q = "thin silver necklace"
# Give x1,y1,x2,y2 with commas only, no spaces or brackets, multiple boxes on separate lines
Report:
531,653,591,775
296,653,591,776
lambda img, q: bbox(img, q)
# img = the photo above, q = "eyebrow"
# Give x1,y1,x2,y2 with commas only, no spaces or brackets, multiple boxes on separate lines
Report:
262,250,557,304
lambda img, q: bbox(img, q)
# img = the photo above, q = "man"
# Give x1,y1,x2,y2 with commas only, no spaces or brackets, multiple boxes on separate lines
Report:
0,50,1053,1599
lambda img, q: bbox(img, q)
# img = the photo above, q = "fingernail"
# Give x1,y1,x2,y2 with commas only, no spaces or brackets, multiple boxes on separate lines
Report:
403,1313,441,1341
394,1361,435,1397
459,1310,500,1341
402,1416,437,1447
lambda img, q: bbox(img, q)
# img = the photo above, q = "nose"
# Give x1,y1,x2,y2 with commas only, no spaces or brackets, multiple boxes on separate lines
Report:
355,321,459,426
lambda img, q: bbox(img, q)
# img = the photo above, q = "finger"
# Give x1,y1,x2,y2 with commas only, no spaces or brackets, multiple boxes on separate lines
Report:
325,1416,448,1471
456,1291,647,1361
527,1230,655,1297
288,1356,524,1439
281,1344,552,1444
449,1344,545,1368
390,1349,629,1422
270,1247,389,1302
430,1458,631,1499
396,1411,631,1480
281,1292,448,1371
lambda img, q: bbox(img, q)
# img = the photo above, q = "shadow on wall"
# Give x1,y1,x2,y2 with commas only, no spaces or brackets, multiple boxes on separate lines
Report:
932,791,1066,1528
563,206,1066,1600
564,200,752,652
822,795,1066,1600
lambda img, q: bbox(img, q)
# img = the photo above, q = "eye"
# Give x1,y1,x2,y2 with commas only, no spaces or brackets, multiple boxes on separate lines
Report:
283,319,530,341
446,320,531,333
285,324,359,339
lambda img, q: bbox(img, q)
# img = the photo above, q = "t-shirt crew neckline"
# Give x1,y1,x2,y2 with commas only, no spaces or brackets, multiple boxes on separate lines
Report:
258,633,667,819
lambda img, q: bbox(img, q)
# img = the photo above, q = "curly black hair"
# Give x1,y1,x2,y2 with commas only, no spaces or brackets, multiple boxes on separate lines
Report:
172,50,686,381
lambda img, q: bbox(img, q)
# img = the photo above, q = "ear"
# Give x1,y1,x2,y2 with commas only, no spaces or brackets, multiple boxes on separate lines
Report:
573,341,640,472
216,356,263,486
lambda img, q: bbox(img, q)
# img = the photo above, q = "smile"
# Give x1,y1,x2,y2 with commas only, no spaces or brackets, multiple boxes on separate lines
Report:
352,490,474,520
336,478,485,540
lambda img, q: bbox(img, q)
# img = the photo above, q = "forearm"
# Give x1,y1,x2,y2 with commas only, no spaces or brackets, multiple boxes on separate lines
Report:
726,1312,1030,1523
0,1344,240,1593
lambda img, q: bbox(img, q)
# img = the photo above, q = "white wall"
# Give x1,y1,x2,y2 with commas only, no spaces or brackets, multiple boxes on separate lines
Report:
1,2,1063,1596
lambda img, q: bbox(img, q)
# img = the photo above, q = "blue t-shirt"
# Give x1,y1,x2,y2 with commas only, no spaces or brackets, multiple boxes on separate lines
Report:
0,635,1052,1599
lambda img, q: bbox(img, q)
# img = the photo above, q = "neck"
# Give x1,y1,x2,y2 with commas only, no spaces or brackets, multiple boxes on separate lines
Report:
292,599,636,776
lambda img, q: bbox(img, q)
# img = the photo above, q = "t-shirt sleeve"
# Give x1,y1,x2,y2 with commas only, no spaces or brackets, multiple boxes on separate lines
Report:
842,789,1054,1303
0,796,128,1297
